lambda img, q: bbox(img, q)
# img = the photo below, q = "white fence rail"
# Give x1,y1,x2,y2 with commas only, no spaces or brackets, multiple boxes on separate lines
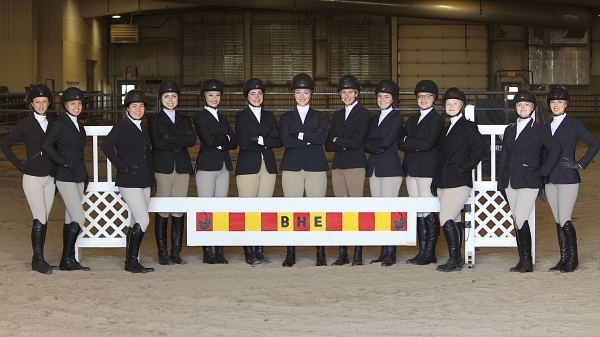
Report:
78,124,528,267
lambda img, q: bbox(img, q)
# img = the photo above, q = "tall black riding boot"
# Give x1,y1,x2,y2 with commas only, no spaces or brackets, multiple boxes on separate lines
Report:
42,222,58,271
561,221,578,273
371,246,387,264
509,226,523,272
59,222,90,271
214,246,228,264
202,246,216,264
125,224,154,273
436,220,462,272
351,246,363,266
331,246,349,266
254,246,270,264
169,216,186,264
414,212,440,265
517,221,533,273
316,246,327,266
31,219,53,274
154,214,173,265
405,217,426,264
455,222,464,267
243,246,260,265
549,223,567,271
282,246,296,267
381,246,397,266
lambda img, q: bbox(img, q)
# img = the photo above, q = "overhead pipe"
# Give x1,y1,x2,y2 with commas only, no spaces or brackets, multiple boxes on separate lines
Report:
167,0,594,30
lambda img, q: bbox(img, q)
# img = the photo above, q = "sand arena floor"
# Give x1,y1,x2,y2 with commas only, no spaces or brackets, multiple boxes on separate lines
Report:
0,126,600,336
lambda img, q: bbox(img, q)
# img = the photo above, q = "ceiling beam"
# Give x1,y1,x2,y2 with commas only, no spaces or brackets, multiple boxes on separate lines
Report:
83,0,595,30
81,0,197,18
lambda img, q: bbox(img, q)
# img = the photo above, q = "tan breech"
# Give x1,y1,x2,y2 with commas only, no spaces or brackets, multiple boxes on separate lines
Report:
437,186,471,225
406,176,434,217
505,183,538,229
155,171,189,217
56,181,85,225
282,170,327,197
332,168,366,197
545,183,579,226
236,160,276,197
22,174,55,222
119,187,151,232
369,174,402,197
196,163,230,197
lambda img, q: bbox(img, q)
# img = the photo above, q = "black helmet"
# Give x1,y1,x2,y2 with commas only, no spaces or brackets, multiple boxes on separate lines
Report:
442,87,466,107
158,81,180,96
28,84,52,104
201,79,223,99
124,89,148,107
375,79,399,101
291,73,314,91
513,89,537,110
547,86,570,105
337,75,360,92
243,78,266,97
61,87,84,107
414,79,439,99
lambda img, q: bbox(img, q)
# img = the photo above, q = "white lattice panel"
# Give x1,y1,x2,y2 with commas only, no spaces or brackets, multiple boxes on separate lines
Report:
82,190,129,241
475,189,514,239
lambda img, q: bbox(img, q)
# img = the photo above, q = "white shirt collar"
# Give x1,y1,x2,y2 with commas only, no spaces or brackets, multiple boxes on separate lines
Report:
345,101,358,114
297,104,309,114
417,107,433,124
205,106,217,114
378,108,393,126
34,113,47,132
249,105,261,114
446,113,463,135
551,113,566,135
67,113,79,129
34,112,46,123
517,117,531,126
515,117,531,139
205,106,219,120
249,105,261,122
380,107,394,115
163,108,176,123
127,114,142,130
420,107,433,115
552,113,566,124
450,113,463,125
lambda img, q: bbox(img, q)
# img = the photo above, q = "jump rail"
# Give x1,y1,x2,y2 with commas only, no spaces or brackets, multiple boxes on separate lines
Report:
78,123,529,268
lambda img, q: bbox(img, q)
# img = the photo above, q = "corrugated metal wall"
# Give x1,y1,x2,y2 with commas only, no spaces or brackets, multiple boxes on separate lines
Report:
39,0,62,41
251,12,314,85
0,0,32,40
63,0,86,44
181,11,245,86
183,21,244,86
397,24,488,92
329,15,390,86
